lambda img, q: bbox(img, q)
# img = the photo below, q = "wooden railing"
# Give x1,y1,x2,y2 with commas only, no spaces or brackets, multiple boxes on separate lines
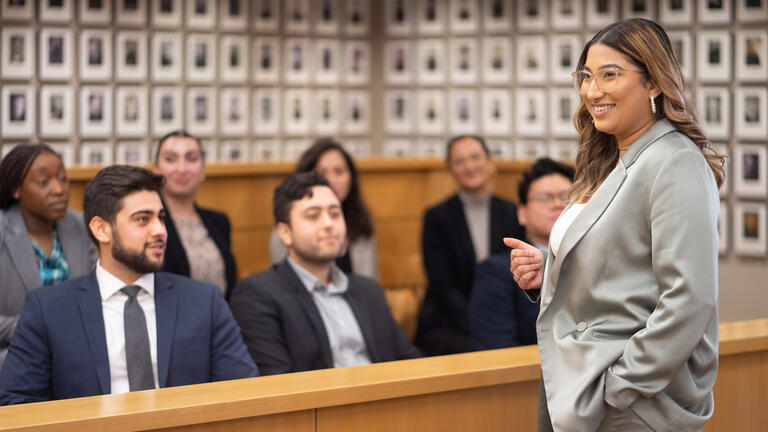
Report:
0,319,766,431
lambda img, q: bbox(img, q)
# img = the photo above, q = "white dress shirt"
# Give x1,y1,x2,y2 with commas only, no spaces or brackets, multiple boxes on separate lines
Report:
550,203,587,257
96,261,159,393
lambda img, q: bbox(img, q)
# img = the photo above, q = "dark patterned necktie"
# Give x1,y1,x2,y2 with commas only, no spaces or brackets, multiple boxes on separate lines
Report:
121,285,155,391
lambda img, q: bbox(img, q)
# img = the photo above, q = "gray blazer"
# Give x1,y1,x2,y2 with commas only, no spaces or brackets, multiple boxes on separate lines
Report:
0,205,97,368
536,120,719,431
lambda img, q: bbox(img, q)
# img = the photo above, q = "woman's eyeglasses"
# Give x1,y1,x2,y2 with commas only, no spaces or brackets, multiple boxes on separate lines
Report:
571,67,645,93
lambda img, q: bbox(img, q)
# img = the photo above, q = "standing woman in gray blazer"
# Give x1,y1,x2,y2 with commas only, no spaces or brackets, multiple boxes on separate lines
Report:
0,144,96,369
506,19,725,431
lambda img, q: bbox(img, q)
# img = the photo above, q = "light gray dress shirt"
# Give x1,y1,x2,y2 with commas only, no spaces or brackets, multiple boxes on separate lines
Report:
457,189,491,262
286,257,371,368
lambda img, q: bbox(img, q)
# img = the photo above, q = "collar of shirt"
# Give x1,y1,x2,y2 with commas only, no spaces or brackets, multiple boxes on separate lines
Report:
287,256,349,295
457,189,491,207
96,260,155,301
532,242,549,254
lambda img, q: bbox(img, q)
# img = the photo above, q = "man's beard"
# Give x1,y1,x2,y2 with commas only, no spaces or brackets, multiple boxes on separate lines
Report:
291,236,343,266
111,228,164,274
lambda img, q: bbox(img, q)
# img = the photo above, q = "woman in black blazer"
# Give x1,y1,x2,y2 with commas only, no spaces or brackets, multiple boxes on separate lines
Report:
154,131,237,297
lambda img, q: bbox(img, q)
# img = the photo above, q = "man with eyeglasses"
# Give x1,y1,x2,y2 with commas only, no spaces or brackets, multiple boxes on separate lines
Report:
469,158,574,350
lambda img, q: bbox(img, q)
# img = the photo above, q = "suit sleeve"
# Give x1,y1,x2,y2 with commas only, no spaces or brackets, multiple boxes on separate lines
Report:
208,287,260,381
604,149,719,410
0,291,53,405
229,279,294,375
470,259,520,350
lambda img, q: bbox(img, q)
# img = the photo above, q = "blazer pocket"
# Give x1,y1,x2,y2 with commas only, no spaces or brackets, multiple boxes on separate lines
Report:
590,329,632,341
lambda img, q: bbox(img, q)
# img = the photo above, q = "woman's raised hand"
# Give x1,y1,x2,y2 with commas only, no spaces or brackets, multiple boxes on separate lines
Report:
503,237,543,290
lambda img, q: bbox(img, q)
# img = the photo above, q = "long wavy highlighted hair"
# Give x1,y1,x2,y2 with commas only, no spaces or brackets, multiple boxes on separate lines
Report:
571,19,725,202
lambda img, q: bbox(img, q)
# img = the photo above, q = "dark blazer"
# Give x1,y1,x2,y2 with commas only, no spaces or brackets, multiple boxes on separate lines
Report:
0,272,258,405
417,194,524,355
469,252,539,350
229,261,421,375
162,205,237,298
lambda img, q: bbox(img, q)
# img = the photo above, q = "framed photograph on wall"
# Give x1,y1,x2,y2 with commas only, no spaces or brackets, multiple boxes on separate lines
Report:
487,139,513,159
186,87,216,136
385,89,413,134
79,86,112,138
344,41,370,85
152,86,182,136
1,86,34,138
517,36,547,84
187,0,216,29
40,0,72,22
696,87,730,140
417,90,445,135
482,89,511,136
251,139,280,162
417,138,445,158
115,31,147,82
621,0,654,19
283,89,311,135
449,0,478,34
220,35,248,83
697,31,731,82
385,40,412,84
219,0,247,29
418,39,446,85
515,140,548,161
450,38,478,84
187,34,216,82
48,142,75,167
39,85,73,138
549,34,580,83
736,0,768,22
734,144,767,198
151,32,182,82
282,139,311,161
1,0,33,19
417,0,445,35
551,0,582,30
713,143,729,198
253,0,280,32
484,0,511,32
1,28,34,79
343,139,371,158
382,139,412,158
79,142,113,167
668,31,693,81
659,0,692,26
220,88,249,137
586,0,617,29
80,0,111,23
483,37,511,84
735,30,768,82
116,141,148,165
343,90,369,135
115,86,147,137
733,202,767,257
284,0,310,34
39,28,73,81
549,88,578,138
284,38,310,84
345,0,369,35
313,89,339,135
314,39,340,84
252,88,280,136
385,0,412,35
698,0,730,24
550,140,578,162
253,37,280,84
515,88,546,137
719,201,728,255
152,0,181,27
116,0,146,26
449,89,477,135
734,87,768,139
315,0,340,35
79,30,112,81
220,140,249,163
517,0,547,31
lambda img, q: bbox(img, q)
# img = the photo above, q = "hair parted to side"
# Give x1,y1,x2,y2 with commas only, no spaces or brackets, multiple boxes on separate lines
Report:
154,129,205,163
273,171,333,227
295,138,373,242
517,158,575,205
0,143,63,210
571,18,725,202
83,165,165,246
445,135,490,164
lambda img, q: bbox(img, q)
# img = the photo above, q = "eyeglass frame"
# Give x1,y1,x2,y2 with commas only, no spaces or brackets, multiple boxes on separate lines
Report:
571,67,647,93
528,191,570,205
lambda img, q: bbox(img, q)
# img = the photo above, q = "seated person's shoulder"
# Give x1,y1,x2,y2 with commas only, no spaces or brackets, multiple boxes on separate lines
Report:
158,271,221,295
196,206,231,225
230,267,284,298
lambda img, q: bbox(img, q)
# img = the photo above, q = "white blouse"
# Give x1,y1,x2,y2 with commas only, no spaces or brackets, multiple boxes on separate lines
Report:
549,203,587,257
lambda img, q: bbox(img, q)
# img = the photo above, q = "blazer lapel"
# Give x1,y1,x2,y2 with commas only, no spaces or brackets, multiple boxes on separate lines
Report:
5,206,41,292
343,283,380,362
154,273,178,388
276,262,334,368
74,273,111,394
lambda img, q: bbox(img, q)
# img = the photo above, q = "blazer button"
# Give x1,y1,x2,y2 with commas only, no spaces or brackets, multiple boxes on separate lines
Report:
576,322,587,332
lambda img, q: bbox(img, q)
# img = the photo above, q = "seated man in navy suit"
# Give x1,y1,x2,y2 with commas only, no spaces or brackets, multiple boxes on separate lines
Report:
229,172,420,375
0,165,258,405
470,158,574,350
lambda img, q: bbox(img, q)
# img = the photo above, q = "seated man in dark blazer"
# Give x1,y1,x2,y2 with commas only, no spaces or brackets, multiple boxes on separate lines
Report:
0,165,258,405
470,158,574,350
229,172,420,375
417,135,525,356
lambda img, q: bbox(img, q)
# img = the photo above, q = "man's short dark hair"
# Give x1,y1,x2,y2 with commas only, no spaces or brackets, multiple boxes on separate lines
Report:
445,135,490,164
83,165,165,246
517,158,575,205
273,172,333,226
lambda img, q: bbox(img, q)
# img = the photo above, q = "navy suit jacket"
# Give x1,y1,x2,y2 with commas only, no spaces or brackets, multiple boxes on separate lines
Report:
469,252,539,350
0,272,258,405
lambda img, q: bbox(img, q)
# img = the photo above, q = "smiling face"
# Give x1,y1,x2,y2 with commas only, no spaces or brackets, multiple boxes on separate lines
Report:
15,151,69,224
448,137,494,195
580,43,660,147
155,136,205,199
